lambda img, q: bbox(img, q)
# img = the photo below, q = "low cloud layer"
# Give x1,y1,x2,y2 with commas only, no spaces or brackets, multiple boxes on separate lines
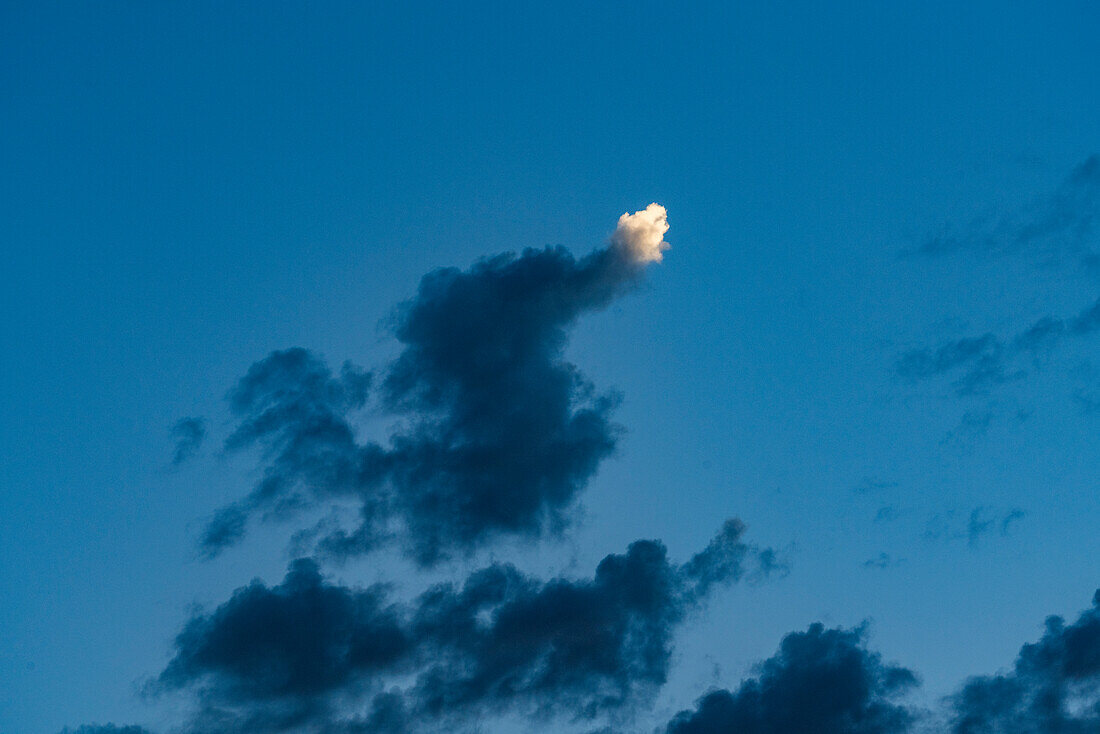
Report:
156,520,777,733
201,206,671,564
74,588,1100,733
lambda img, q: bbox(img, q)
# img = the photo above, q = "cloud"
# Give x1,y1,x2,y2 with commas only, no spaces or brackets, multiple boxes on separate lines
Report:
949,589,1100,733
610,203,670,264
170,417,206,466
59,727,154,734
965,507,1026,547
663,589,1100,734
895,296,1100,399
158,521,778,732
201,208,671,564
159,559,410,705
895,334,1015,396
664,623,919,734
874,506,900,523
198,347,373,556
918,154,1100,266
863,552,904,570
921,507,1026,547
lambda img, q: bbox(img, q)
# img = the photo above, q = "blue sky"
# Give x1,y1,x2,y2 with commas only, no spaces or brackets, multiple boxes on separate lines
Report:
2,3,1099,733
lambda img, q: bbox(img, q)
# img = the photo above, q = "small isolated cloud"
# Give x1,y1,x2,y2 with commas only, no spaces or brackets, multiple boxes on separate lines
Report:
200,207,673,565
854,478,900,495
863,552,904,570
923,507,1026,547
874,506,900,523
170,417,206,466
611,203,670,264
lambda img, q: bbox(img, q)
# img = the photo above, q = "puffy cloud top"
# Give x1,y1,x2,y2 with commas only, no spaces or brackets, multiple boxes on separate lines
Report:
611,203,670,264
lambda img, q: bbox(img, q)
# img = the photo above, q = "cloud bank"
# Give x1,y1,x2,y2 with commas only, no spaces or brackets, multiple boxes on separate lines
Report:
156,520,777,733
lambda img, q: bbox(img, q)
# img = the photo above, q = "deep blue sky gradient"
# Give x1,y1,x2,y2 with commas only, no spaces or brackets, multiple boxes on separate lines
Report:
2,2,1100,732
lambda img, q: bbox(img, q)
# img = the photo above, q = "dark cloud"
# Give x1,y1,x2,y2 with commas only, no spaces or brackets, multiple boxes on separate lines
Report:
918,154,1100,266
662,590,1100,734
158,558,410,706
171,417,207,465
60,727,154,734
202,243,654,564
159,521,778,732
950,589,1100,733
665,623,919,734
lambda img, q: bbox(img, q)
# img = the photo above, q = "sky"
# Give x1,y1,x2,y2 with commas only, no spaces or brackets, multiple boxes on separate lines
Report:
1,2,1099,733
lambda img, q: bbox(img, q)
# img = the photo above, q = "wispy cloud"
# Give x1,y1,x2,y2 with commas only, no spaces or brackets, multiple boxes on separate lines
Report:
169,417,206,466
916,154,1100,268
895,296,1100,399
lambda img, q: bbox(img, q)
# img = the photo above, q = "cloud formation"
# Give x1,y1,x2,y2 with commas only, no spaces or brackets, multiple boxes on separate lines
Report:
665,623,919,734
663,588,1100,734
919,155,1100,267
158,520,777,732
895,296,1100,398
76,588,1100,734
201,208,670,564
611,203,670,264
171,417,207,466
950,589,1100,733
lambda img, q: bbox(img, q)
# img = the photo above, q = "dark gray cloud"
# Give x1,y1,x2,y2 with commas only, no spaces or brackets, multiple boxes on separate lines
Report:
918,154,1100,266
159,558,410,706
198,348,374,556
662,589,1100,734
171,417,207,466
950,589,1100,733
160,520,777,732
202,242,656,564
665,623,919,734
